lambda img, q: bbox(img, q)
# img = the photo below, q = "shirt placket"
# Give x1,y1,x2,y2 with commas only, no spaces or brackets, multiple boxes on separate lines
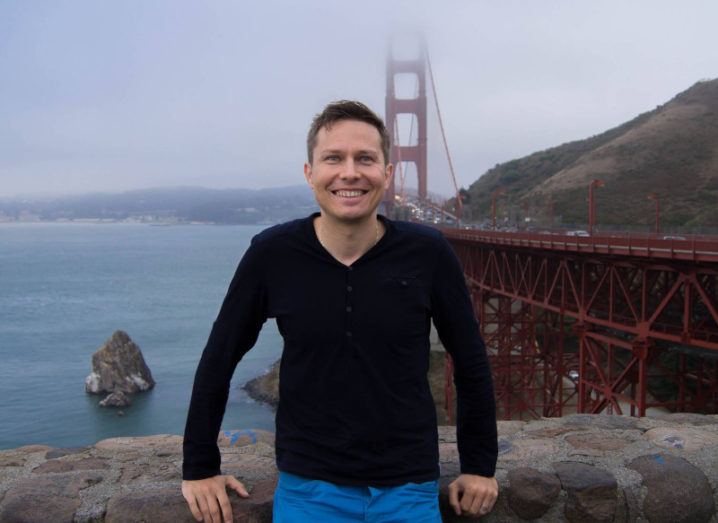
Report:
345,265,354,343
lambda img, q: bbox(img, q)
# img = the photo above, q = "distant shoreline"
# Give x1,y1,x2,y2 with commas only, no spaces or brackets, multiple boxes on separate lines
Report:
0,219,277,226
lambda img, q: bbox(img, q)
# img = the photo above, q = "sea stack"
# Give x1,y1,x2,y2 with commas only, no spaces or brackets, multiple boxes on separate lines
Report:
85,331,155,407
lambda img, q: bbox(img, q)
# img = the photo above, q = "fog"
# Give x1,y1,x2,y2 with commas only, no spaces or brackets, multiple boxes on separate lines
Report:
1,0,717,198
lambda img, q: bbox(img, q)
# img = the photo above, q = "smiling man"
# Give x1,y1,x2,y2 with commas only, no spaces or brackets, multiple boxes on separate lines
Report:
181,100,498,523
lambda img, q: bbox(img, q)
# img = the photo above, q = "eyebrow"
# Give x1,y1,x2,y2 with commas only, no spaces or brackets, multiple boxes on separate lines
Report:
320,149,379,156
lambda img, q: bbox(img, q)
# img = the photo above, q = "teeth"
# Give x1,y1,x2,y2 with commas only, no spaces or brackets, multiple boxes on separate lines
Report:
334,190,365,197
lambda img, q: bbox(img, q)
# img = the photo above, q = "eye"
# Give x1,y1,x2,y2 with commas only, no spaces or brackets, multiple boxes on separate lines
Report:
358,155,376,164
324,154,340,163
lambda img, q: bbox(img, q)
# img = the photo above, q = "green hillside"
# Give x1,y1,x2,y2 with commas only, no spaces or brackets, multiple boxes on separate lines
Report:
461,79,718,229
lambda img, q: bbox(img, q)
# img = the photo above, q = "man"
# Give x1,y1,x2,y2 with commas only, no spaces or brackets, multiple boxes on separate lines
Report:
182,100,498,522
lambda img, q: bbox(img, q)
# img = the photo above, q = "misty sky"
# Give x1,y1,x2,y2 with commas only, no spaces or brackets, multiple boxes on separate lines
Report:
1,1,717,199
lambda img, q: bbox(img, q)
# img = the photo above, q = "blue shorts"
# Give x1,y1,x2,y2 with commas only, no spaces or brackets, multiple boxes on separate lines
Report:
273,471,441,522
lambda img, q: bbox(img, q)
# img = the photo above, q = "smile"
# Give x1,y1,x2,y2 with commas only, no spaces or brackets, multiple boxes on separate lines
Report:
331,190,368,198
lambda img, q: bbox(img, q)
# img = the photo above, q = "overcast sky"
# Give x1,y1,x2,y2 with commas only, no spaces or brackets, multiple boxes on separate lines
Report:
1,1,717,199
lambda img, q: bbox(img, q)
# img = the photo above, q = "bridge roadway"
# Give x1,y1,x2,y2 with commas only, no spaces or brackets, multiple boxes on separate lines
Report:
439,227,718,418
443,229,718,263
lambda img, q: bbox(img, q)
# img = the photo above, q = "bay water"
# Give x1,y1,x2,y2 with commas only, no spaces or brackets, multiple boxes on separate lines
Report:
0,222,283,450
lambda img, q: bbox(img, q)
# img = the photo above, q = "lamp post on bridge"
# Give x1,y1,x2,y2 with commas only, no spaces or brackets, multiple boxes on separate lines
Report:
647,193,660,235
588,179,604,235
491,187,506,230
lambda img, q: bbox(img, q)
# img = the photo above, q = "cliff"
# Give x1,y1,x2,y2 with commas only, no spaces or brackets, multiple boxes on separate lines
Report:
1,414,717,522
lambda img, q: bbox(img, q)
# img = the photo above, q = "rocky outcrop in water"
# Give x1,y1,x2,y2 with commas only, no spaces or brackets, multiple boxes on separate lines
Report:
85,331,155,407
243,360,280,408
98,391,131,408
2,415,717,522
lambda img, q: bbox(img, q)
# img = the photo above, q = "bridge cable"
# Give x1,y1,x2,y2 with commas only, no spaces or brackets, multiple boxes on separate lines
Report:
426,49,462,222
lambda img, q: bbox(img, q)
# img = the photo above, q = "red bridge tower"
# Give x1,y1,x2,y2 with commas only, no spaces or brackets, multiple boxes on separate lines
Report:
384,39,428,214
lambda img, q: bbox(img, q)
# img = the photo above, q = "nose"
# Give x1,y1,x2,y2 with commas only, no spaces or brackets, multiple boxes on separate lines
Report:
341,158,360,179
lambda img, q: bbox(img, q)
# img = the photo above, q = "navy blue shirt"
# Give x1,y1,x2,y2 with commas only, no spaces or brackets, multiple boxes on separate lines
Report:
183,212,497,485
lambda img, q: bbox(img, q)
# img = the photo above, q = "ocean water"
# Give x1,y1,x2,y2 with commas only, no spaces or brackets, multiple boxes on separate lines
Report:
0,222,283,450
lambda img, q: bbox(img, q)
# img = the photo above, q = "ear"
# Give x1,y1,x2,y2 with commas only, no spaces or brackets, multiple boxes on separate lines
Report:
383,163,394,190
303,162,314,188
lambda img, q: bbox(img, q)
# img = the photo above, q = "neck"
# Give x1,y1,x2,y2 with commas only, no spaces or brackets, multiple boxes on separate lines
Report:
315,213,383,266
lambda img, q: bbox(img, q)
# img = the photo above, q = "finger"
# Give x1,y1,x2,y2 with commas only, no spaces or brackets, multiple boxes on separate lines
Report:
216,490,234,523
205,495,222,523
460,488,475,513
183,492,204,522
469,491,484,516
226,476,250,498
448,483,461,516
196,495,211,523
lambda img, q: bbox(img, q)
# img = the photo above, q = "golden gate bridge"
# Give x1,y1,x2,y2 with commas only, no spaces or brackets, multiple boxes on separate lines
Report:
381,37,718,420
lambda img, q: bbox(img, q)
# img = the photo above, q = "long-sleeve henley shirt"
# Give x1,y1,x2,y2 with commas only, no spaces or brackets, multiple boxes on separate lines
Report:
183,212,497,486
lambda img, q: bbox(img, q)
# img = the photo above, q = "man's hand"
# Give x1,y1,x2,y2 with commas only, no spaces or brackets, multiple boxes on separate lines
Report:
182,475,249,523
448,474,498,518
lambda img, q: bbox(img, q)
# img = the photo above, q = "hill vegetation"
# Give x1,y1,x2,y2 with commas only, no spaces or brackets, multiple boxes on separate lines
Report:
460,78,718,229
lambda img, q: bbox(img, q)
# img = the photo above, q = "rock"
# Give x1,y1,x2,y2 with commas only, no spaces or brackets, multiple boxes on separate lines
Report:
497,420,526,437
507,467,561,519
644,426,718,452
99,390,132,408
14,444,53,453
222,456,278,483
33,458,109,473
565,432,632,452
501,438,558,461
85,330,155,395
105,487,197,523
628,453,715,522
105,479,275,523
0,472,102,523
33,460,74,473
554,461,617,522
0,456,26,467
243,360,280,408
94,434,183,453
46,447,89,459
654,412,718,426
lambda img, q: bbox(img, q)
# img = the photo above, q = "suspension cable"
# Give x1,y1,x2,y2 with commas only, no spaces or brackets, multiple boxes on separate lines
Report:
426,48,462,222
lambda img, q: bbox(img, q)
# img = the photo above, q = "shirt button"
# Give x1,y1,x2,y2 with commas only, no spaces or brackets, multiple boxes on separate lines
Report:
346,331,352,337
347,285,353,292
346,306,352,312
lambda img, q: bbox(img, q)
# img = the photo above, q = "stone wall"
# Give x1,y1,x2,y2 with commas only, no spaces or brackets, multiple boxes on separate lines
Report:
1,414,717,522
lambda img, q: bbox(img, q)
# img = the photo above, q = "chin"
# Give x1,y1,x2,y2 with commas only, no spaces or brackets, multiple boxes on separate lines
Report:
322,208,375,223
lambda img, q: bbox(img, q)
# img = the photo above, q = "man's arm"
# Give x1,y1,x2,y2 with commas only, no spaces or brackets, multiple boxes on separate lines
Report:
182,238,268,522
430,234,499,516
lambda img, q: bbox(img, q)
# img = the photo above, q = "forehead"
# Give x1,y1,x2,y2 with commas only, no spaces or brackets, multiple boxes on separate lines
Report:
314,119,382,151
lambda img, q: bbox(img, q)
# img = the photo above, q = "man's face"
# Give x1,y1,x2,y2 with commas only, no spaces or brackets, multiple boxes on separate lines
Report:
304,119,393,224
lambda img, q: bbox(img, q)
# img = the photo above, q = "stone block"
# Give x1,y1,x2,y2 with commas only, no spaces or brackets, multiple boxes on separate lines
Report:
554,461,617,522
507,467,561,520
106,479,274,523
0,472,102,523
628,453,715,523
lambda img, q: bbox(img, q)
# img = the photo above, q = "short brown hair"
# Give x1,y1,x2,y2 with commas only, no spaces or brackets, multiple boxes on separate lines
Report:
306,100,390,165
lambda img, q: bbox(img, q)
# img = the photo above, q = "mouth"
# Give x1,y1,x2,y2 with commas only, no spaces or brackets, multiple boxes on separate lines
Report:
331,189,369,198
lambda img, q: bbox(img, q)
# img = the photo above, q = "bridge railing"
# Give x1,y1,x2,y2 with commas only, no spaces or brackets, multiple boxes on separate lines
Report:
440,228,718,263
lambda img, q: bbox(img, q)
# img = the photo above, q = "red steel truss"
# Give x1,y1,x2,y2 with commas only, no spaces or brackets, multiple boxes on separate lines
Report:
442,229,718,419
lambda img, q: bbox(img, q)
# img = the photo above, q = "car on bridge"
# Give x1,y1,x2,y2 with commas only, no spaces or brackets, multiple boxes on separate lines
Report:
566,230,590,237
